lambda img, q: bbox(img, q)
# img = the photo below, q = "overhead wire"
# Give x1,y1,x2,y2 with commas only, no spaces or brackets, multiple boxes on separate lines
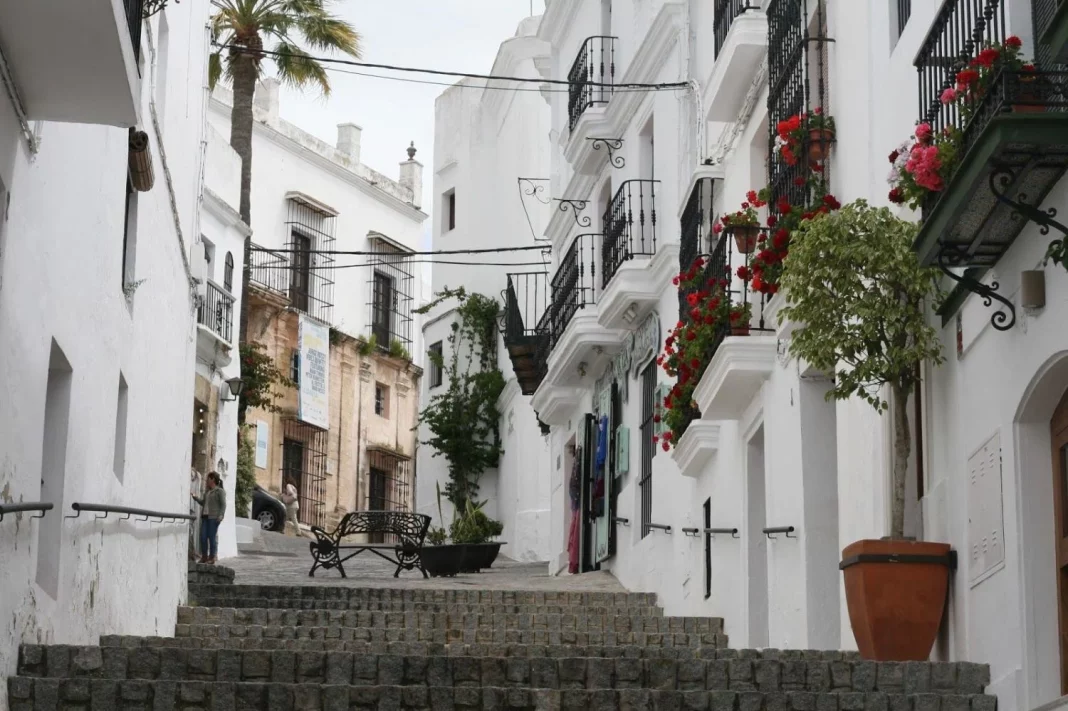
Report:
251,245,548,257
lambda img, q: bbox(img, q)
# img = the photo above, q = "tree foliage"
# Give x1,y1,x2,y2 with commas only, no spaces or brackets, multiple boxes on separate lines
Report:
238,342,293,424
779,200,944,538
235,426,257,518
418,291,504,512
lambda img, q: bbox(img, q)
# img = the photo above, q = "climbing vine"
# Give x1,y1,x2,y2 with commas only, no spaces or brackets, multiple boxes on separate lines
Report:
238,342,293,425
416,288,504,511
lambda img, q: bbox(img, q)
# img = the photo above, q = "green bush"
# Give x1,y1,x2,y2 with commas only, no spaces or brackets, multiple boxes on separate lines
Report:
235,427,256,517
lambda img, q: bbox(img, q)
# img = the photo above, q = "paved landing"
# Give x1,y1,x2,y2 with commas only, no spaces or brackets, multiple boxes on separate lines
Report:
225,529,625,592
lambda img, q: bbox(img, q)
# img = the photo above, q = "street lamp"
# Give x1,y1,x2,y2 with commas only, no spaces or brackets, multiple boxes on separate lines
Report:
220,377,246,402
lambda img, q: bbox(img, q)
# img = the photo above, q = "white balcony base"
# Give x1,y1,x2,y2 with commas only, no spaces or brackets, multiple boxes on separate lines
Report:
598,243,680,332
530,384,584,426
671,420,722,479
196,325,233,369
0,0,141,126
703,11,769,123
693,336,777,420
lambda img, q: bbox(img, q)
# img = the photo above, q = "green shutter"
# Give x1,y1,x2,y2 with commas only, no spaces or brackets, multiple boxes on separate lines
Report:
616,426,630,475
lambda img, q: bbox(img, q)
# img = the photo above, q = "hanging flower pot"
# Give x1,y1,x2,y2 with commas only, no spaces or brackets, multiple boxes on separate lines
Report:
730,325,751,336
729,224,760,255
1013,75,1049,113
806,127,836,163
840,539,954,660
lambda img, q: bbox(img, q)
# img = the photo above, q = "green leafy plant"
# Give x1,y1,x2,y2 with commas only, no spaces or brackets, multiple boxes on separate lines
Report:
238,342,294,424
425,481,449,545
779,201,944,539
418,290,504,512
449,499,502,545
357,334,377,356
235,426,257,517
389,338,411,361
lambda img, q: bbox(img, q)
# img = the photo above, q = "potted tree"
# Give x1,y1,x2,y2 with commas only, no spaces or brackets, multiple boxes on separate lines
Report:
779,201,947,662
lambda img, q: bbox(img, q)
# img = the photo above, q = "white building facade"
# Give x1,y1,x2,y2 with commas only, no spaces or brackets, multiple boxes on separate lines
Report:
416,17,555,562
446,1,1068,711
0,0,214,705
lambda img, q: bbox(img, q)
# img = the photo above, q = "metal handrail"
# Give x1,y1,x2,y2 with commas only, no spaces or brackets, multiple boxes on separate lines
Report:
613,516,630,526
705,527,740,538
647,523,672,533
66,503,195,522
0,502,53,521
763,525,796,539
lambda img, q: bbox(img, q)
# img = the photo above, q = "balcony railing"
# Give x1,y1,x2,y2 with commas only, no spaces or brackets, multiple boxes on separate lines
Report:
197,281,234,343
124,0,144,62
916,0,1006,136
715,0,760,57
503,272,551,395
550,234,598,344
568,36,617,132
896,0,912,36
249,244,290,295
680,178,714,326
602,179,659,289
248,243,334,324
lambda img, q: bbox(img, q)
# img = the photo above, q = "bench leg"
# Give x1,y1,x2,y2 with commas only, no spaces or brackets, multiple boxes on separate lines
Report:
309,560,319,577
393,561,402,578
420,562,428,579
337,560,347,579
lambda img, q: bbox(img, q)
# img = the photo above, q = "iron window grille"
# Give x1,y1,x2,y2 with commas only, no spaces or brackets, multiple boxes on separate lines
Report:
601,179,659,289
367,234,414,351
375,384,387,417
568,36,617,132
715,0,760,58
366,446,414,543
196,280,234,343
549,233,598,347
639,360,657,539
896,0,912,37
280,419,328,528
284,197,336,324
766,0,831,214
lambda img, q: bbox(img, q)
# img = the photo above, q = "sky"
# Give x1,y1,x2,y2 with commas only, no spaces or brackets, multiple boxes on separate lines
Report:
272,0,548,248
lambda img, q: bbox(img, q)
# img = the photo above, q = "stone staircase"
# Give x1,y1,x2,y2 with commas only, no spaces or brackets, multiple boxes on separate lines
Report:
7,582,999,710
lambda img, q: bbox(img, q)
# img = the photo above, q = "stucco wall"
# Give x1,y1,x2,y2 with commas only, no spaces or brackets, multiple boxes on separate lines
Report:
0,2,210,706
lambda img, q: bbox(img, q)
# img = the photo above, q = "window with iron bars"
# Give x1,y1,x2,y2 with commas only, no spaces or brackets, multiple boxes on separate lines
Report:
366,447,413,543
639,360,657,539
283,198,336,324
280,419,328,528
367,235,414,352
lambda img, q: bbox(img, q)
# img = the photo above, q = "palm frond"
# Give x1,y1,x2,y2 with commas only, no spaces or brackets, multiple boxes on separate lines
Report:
272,41,331,96
208,52,224,90
297,13,361,57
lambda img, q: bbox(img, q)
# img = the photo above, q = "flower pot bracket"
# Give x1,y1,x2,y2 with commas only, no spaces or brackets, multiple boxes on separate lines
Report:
587,138,626,169
553,198,593,228
839,549,957,571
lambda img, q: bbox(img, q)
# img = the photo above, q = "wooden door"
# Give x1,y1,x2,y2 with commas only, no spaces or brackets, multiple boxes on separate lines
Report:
1051,388,1068,693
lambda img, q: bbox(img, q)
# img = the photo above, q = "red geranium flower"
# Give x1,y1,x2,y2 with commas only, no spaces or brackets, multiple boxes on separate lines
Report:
889,150,900,164
823,194,842,210
685,330,696,341
776,197,792,215
690,358,700,370
1006,36,1022,49
672,275,680,286
793,176,806,187
686,292,699,307
736,265,751,281
653,414,661,423
767,215,778,228
662,441,670,452
888,187,904,204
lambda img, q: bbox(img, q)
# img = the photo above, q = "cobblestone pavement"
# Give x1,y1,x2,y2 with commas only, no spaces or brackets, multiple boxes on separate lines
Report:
225,529,626,592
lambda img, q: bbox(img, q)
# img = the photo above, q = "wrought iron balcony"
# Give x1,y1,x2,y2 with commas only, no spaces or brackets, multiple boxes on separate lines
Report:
911,0,1068,332
503,272,551,396
568,36,617,132
715,0,760,58
248,242,335,325
1039,0,1068,64
602,179,659,289
549,233,598,346
197,281,234,343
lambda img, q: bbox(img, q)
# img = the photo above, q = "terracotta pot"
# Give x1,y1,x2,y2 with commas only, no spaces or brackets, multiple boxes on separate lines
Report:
730,325,751,336
840,539,954,661
1014,80,1049,113
807,127,835,163
730,225,760,254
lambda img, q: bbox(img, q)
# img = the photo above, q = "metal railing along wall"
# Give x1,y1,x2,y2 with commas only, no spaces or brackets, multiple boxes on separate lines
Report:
602,179,659,289
715,0,760,58
0,502,53,521
197,281,234,343
549,234,597,345
568,36,617,132
66,503,194,522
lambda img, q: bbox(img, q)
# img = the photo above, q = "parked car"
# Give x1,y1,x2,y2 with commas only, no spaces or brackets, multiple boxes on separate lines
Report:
252,485,286,532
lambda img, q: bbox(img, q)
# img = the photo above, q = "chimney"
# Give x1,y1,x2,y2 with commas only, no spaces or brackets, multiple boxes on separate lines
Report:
399,141,423,209
254,78,280,124
336,123,362,163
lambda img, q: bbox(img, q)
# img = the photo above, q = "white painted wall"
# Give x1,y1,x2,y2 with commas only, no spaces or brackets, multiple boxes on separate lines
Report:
416,17,553,558
0,2,210,707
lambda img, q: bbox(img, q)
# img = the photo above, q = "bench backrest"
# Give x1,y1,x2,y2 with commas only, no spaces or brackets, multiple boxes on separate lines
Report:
336,511,431,545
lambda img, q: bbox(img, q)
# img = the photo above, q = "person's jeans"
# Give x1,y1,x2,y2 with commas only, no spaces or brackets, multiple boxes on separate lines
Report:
201,517,220,558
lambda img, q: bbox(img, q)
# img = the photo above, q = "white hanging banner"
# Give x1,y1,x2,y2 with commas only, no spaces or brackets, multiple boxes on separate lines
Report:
254,421,269,469
298,313,330,429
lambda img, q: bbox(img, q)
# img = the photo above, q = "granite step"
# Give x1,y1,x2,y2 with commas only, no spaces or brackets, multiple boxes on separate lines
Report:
176,607,709,634
18,644,992,697
6,678,1000,711
188,584,658,609
100,636,734,659
187,562,236,587
188,597,665,616
173,623,728,649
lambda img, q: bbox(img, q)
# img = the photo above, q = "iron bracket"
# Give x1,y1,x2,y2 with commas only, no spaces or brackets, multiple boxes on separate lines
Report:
553,199,592,228
763,525,796,539
936,242,1016,331
682,527,700,537
988,164,1068,269
143,0,178,18
588,138,625,169
517,178,551,205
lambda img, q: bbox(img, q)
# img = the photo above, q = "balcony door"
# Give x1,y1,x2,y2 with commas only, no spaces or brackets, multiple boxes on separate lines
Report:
372,270,395,345
289,232,311,312
282,438,306,524
1051,388,1068,693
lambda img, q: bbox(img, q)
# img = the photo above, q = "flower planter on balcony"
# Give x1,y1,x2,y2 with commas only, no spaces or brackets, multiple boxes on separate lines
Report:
806,127,835,163
727,225,760,255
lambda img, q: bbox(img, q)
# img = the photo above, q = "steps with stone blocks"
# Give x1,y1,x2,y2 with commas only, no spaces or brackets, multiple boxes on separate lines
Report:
187,562,236,587
5,679,1001,711
17,645,992,697
188,584,659,609
6,582,1000,711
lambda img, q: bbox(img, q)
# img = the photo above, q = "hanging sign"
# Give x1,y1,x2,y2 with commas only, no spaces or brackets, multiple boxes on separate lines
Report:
297,313,330,429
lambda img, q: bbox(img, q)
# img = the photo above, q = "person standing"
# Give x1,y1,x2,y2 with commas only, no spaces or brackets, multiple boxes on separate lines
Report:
281,478,300,536
191,472,226,564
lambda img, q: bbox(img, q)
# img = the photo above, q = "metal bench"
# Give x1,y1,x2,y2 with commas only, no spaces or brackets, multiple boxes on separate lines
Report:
308,511,430,579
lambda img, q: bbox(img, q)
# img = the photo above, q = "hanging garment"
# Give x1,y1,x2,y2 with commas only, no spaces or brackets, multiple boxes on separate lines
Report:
567,449,582,574
595,415,609,468
569,447,582,511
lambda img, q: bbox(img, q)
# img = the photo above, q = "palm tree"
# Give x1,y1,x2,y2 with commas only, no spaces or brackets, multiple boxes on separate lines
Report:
209,0,361,343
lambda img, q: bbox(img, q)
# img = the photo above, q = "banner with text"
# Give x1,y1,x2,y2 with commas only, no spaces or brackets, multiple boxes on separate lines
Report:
298,314,330,429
